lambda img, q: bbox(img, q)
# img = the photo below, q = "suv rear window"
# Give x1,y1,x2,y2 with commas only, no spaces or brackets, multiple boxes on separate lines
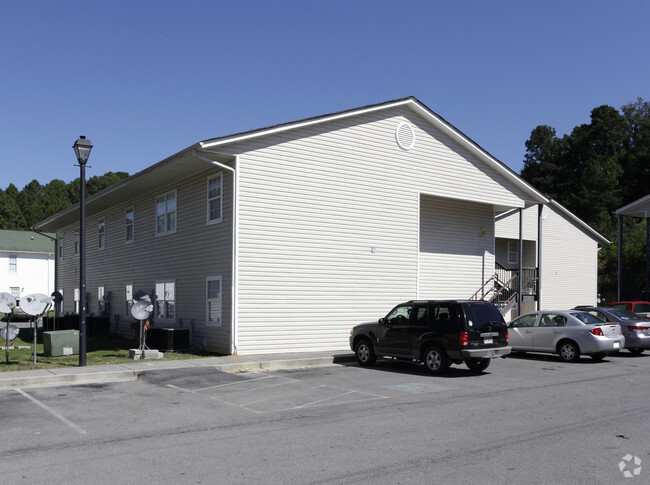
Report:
461,302,504,329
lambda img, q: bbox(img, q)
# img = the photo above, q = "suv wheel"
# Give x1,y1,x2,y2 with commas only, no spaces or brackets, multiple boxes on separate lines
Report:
558,340,580,362
466,358,490,372
423,346,450,375
355,339,377,366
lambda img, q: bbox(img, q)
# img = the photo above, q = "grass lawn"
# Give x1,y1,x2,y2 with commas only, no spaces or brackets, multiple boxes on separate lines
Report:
0,333,219,372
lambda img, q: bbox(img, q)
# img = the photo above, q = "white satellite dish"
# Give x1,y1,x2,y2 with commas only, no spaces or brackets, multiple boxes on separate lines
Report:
0,324,19,341
131,300,153,320
20,293,53,316
0,292,16,314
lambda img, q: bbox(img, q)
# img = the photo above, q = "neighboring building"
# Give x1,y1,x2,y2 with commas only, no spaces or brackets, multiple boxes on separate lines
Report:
34,97,607,355
0,229,56,302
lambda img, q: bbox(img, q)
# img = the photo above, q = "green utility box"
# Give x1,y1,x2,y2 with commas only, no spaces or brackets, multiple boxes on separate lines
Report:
43,330,80,357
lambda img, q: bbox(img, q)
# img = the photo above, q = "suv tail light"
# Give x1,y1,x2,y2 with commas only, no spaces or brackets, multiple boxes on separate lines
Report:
590,327,604,336
506,329,509,343
460,331,469,347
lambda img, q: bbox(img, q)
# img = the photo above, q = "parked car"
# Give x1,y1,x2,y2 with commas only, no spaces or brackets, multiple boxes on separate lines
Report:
349,300,510,375
608,301,650,319
508,310,624,362
574,306,650,355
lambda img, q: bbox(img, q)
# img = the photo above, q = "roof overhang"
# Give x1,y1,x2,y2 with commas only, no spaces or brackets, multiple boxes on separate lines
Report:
34,145,234,232
614,194,650,218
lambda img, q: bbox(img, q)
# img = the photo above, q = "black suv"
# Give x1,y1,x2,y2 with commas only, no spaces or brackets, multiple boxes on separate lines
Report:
349,300,510,374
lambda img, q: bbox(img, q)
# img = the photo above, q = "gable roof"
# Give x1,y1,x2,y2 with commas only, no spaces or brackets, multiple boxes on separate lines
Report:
35,96,548,231
615,194,650,217
0,229,56,253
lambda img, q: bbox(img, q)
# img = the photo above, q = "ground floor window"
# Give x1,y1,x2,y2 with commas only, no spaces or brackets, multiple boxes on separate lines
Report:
74,288,80,313
206,276,222,326
155,280,175,320
125,283,133,317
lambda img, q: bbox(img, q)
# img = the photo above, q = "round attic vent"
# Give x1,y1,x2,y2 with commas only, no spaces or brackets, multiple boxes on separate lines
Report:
396,122,415,151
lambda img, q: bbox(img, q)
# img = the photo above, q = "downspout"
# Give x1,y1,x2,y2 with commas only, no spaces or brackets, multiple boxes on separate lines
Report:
193,149,239,355
518,208,523,315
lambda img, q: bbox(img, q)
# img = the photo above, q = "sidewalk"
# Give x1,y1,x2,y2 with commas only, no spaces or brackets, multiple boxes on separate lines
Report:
0,350,356,390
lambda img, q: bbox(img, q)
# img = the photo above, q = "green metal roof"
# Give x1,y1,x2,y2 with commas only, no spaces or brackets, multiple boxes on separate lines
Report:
0,229,56,253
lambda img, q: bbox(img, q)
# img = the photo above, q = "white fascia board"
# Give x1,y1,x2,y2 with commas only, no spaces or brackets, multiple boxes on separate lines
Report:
549,199,610,244
200,99,414,150
407,102,548,205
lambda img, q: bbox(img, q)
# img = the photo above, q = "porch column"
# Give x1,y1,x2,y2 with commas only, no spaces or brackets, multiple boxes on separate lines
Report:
518,208,523,315
537,204,543,310
618,214,623,301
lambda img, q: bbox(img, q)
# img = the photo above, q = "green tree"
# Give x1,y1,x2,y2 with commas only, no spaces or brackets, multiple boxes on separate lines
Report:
0,189,26,229
16,180,46,228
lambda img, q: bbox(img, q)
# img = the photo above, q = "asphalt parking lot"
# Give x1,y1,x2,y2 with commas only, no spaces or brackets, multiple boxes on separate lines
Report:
1,351,649,484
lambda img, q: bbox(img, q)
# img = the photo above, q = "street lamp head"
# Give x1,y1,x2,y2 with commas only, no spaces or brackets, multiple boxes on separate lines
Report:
73,136,93,164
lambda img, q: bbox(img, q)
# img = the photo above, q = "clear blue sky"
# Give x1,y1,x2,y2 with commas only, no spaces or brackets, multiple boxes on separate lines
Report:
2,0,649,190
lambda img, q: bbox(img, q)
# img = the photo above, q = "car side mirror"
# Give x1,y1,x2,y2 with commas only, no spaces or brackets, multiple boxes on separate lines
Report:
379,317,389,326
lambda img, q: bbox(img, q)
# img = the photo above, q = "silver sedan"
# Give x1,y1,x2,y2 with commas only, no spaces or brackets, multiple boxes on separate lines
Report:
508,310,625,362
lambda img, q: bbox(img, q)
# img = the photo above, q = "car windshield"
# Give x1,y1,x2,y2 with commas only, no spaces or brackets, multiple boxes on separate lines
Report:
569,312,605,325
462,302,504,328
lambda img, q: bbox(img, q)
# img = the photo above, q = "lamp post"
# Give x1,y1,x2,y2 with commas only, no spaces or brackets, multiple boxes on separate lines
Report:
73,136,93,366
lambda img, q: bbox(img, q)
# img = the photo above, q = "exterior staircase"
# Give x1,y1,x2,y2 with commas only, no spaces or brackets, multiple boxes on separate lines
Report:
470,263,538,316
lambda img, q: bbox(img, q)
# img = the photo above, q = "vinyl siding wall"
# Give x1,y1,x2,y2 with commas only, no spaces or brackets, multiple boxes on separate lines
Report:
540,205,599,308
224,106,528,353
54,168,233,353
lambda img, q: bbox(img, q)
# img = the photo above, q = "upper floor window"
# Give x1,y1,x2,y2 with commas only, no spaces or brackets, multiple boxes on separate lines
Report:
507,241,518,264
207,174,222,224
74,230,79,255
125,206,134,242
206,276,222,326
10,287,20,299
156,190,177,235
8,255,17,273
98,218,105,249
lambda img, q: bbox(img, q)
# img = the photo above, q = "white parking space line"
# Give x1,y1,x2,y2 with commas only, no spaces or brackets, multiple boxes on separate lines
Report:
15,389,87,435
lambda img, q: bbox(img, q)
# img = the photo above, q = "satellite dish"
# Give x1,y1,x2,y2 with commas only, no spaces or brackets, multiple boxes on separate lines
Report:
131,300,153,320
51,291,63,304
20,293,53,316
0,293,17,313
0,324,19,341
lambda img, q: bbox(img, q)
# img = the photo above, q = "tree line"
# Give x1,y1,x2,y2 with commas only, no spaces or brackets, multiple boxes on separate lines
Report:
520,97,650,300
0,172,129,230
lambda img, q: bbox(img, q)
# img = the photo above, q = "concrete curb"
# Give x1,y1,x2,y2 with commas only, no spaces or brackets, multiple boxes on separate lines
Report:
0,351,356,389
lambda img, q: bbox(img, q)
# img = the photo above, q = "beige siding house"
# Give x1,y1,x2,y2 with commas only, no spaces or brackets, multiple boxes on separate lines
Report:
35,97,606,355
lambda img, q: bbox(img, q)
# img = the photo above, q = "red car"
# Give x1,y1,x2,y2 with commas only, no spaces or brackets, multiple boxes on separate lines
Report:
608,301,650,320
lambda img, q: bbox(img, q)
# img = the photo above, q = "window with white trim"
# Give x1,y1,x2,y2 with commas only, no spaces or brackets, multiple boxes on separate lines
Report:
125,283,133,317
508,241,518,264
74,230,79,254
98,218,105,249
8,255,17,273
207,174,222,224
98,286,105,314
125,207,134,242
155,280,175,320
206,276,222,326
10,287,20,299
156,190,177,235
74,288,80,313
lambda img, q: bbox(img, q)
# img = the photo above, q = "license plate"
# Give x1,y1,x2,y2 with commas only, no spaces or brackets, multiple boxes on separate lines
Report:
483,337,493,345
613,342,620,349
